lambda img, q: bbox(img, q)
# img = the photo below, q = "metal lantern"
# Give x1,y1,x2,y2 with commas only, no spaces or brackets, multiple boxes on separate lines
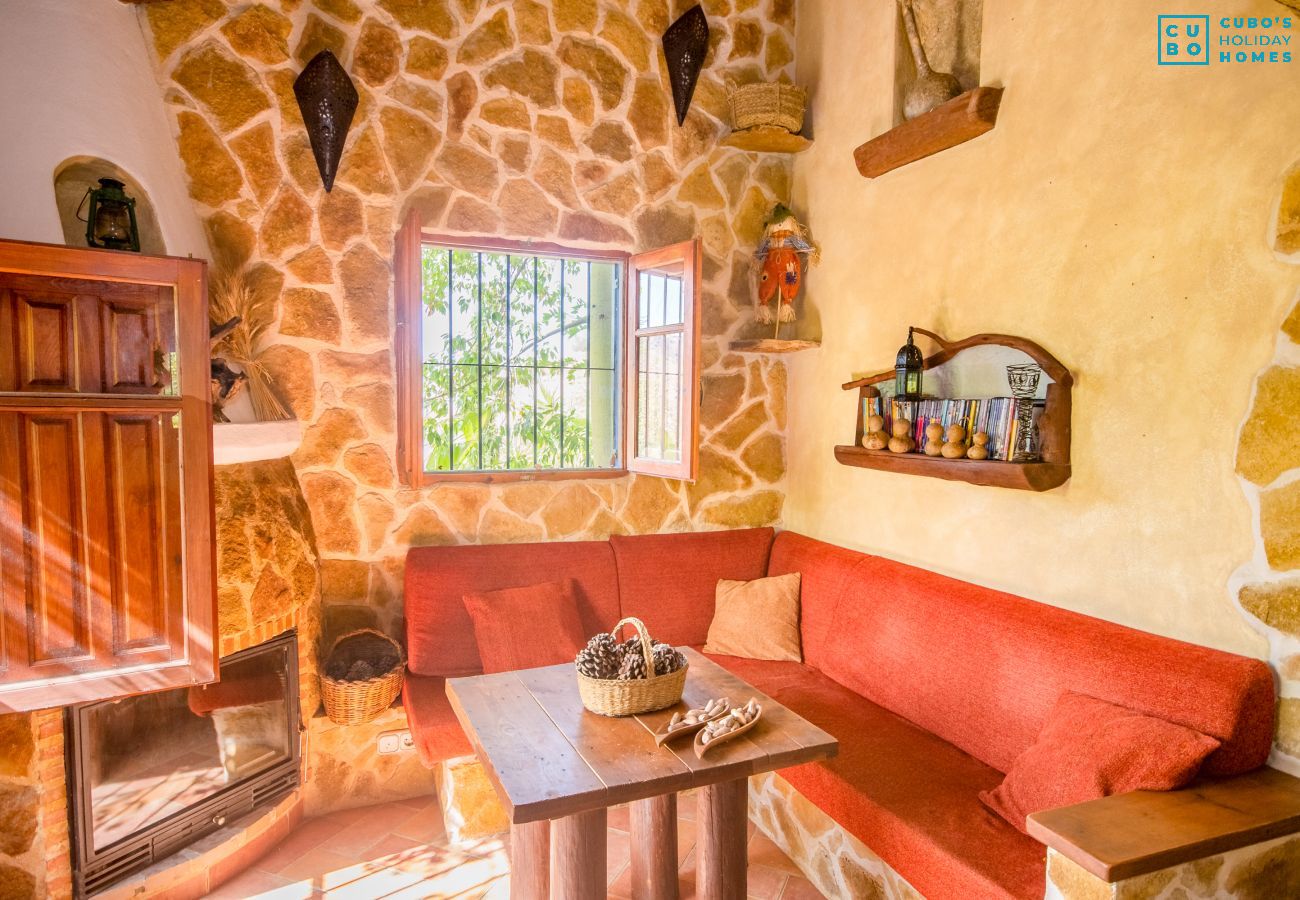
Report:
81,178,140,252
894,327,924,401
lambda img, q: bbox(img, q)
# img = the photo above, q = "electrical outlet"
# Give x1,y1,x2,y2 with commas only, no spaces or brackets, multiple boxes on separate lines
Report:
379,730,414,754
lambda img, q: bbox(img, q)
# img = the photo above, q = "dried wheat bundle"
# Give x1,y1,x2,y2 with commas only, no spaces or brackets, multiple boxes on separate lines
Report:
209,269,292,422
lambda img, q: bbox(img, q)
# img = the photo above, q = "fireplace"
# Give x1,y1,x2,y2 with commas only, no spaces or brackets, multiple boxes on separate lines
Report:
66,631,301,896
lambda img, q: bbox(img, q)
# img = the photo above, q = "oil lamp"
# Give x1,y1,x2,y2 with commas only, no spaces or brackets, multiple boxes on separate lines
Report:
81,178,140,252
894,327,924,401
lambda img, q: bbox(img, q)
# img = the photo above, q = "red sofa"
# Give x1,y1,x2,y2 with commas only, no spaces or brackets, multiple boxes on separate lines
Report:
401,528,1275,900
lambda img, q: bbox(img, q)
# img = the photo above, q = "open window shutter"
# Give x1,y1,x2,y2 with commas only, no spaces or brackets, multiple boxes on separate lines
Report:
394,210,422,486
624,238,702,481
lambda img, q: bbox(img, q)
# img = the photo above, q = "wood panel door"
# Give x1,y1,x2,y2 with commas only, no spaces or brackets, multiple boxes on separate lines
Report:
0,240,213,711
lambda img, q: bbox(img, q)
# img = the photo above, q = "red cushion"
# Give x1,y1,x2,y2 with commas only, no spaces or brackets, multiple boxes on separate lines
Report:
704,651,1047,900
401,674,472,766
405,540,619,676
611,528,774,646
767,531,873,671
816,553,1275,778
463,581,586,674
980,692,1221,834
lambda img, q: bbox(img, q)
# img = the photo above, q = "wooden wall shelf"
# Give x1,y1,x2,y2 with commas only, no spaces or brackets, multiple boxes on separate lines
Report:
729,339,819,354
834,446,1071,492
838,327,1072,492
853,87,1003,178
721,127,812,154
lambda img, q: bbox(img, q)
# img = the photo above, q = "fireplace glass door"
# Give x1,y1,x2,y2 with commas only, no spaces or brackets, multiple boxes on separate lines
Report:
67,631,300,896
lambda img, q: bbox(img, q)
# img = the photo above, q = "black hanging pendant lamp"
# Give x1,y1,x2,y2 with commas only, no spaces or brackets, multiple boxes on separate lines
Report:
293,50,358,192
662,4,710,126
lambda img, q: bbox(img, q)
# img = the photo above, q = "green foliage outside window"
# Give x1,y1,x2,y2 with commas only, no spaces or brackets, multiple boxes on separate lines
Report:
420,246,619,473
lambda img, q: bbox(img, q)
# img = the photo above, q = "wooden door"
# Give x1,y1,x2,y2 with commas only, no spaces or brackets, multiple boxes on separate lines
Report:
0,241,213,711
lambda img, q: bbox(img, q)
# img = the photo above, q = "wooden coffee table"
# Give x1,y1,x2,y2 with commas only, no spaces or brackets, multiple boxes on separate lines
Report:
446,648,837,900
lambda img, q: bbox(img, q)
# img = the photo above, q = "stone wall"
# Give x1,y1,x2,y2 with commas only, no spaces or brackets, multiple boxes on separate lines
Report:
0,713,55,900
1233,160,1300,771
140,0,797,644
749,772,923,900
1045,836,1300,900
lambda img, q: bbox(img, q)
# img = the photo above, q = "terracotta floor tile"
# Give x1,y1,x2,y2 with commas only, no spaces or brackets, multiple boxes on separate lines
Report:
205,868,305,900
391,808,449,845
749,831,803,876
779,875,826,899
254,817,352,874
607,803,631,832
205,795,806,900
746,863,789,900
358,833,422,863
276,847,356,885
607,828,632,882
607,861,633,899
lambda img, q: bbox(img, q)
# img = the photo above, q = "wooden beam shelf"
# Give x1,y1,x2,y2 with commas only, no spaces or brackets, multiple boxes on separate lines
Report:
721,126,812,154
838,327,1072,492
729,339,820,354
853,87,1003,178
834,445,1070,492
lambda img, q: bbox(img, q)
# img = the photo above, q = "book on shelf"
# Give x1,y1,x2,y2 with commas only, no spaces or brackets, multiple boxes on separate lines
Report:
868,396,1043,462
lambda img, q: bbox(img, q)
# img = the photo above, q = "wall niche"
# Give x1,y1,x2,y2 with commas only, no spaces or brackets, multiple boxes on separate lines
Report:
52,157,166,256
892,0,984,127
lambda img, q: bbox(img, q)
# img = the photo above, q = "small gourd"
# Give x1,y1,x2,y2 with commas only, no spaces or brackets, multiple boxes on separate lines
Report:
888,418,915,454
862,414,889,451
967,431,989,460
941,424,967,459
923,422,944,456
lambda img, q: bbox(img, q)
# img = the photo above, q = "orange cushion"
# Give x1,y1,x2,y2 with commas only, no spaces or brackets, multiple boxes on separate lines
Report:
401,674,472,766
704,650,1047,900
980,692,1221,834
767,532,872,671
704,573,802,662
405,540,619,676
611,528,774,646
462,581,586,674
816,552,1274,778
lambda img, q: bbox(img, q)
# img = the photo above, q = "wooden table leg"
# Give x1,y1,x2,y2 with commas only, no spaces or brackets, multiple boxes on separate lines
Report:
511,819,550,900
697,779,748,900
630,794,678,900
549,808,606,900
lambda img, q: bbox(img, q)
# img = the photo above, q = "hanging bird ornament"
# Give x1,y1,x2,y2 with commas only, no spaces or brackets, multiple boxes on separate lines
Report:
753,204,820,331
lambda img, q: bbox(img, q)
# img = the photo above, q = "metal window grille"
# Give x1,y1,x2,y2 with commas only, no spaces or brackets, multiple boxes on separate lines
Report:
419,246,620,473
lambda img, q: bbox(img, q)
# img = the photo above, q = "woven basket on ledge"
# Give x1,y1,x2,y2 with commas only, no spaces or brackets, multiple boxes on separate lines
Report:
321,628,405,725
576,617,688,717
727,82,807,133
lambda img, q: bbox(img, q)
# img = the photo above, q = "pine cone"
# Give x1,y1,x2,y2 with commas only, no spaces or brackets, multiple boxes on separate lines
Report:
575,647,604,678
652,643,685,676
577,633,622,679
617,649,647,680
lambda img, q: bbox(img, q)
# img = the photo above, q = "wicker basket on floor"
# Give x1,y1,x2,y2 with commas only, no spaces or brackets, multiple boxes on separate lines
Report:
321,628,405,725
727,82,807,133
577,617,688,717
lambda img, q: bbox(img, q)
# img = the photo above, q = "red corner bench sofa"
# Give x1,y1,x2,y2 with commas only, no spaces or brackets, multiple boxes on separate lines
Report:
400,527,1275,900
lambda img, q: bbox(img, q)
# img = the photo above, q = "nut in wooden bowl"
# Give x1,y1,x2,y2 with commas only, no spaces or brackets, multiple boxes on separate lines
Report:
694,698,764,758
654,697,731,746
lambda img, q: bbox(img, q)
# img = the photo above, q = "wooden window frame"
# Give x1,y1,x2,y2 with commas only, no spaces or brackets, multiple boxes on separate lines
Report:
395,216,700,485
624,239,702,481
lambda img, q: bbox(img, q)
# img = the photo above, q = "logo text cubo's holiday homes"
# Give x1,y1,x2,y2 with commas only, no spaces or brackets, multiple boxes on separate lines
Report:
1158,14,1293,66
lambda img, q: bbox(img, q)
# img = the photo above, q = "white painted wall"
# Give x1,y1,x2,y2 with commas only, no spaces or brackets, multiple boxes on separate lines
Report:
0,0,207,258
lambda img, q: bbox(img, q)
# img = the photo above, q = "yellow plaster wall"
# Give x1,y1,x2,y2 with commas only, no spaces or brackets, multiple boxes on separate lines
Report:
787,0,1300,656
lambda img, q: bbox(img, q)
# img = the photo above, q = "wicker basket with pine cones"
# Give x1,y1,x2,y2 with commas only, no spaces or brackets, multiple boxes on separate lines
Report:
575,617,688,717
